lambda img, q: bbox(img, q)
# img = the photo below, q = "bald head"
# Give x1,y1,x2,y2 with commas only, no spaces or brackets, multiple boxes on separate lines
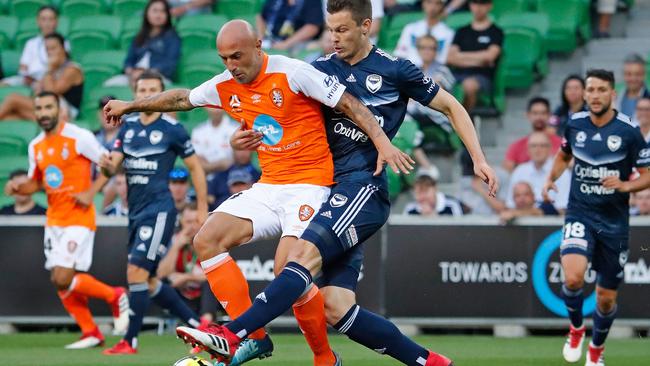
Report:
216,20,263,84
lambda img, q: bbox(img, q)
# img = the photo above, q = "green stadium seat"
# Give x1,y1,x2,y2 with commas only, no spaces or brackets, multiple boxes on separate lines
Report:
0,87,32,106
388,11,423,31
68,32,114,60
14,18,39,51
179,49,222,69
33,191,48,208
119,30,137,50
378,11,423,50
491,0,529,19
266,48,291,57
534,0,582,52
215,0,258,18
445,11,473,30
178,64,225,87
122,16,142,35
177,14,228,35
112,0,147,18
0,155,29,182
501,28,541,89
0,0,9,14
0,120,40,144
57,15,71,37
0,136,28,156
10,0,48,18
0,15,18,49
80,50,126,71
88,86,133,108
1,49,21,77
83,65,119,99
178,108,209,131
497,12,549,76
73,119,100,132
61,0,102,17
180,30,216,55
70,15,122,43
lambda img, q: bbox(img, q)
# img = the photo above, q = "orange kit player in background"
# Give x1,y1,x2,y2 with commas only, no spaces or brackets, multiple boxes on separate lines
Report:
103,20,412,366
4,91,130,349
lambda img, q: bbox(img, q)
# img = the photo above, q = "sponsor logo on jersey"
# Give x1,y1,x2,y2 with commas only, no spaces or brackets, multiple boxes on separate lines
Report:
592,133,602,141
149,130,163,145
138,130,147,137
574,164,620,180
136,243,147,252
67,240,77,253
323,75,337,87
44,165,63,189
128,175,149,184
256,292,268,303
299,204,315,221
251,94,262,103
334,122,368,142
346,74,356,83
345,225,359,246
124,158,158,170
270,88,284,108
139,226,153,241
366,74,382,93
253,114,284,146
607,135,621,151
330,193,348,207
320,210,332,219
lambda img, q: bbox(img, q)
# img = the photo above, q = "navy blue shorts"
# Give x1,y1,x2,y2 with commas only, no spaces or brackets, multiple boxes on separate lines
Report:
128,210,177,274
560,217,629,290
302,181,390,291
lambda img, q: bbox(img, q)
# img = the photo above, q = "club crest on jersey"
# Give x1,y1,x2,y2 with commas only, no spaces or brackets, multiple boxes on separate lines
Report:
125,129,135,139
366,74,382,93
270,88,284,108
149,130,163,144
139,226,153,241
607,135,621,152
299,204,315,221
61,143,69,160
67,240,77,253
330,193,348,207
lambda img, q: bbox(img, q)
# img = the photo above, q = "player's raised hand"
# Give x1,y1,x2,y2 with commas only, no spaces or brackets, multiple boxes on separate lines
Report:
542,179,558,202
374,143,415,176
473,161,498,197
601,175,629,192
230,128,263,150
103,100,129,126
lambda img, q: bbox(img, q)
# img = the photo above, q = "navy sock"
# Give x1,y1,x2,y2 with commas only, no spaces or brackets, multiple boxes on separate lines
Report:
227,262,312,338
334,305,430,366
562,285,584,328
124,283,150,347
592,305,617,347
151,282,200,327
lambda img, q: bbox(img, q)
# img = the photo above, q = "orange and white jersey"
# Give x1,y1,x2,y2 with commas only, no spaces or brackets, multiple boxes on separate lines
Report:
189,53,346,186
28,122,107,230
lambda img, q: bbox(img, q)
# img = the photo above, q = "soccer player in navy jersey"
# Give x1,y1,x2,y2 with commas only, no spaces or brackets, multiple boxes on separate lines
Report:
176,1,497,365
543,69,650,366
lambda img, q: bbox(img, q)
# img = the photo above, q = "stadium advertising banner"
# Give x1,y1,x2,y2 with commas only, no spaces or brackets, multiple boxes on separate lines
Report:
385,222,650,319
1,218,648,320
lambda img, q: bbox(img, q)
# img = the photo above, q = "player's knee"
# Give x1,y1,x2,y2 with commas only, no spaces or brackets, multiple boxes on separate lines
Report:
50,272,73,290
463,78,480,93
287,241,322,276
127,264,149,284
193,227,233,256
323,295,353,326
564,273,585,290
596,289,617,313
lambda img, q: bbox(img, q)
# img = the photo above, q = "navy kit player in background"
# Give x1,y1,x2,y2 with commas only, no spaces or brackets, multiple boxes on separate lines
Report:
543,69,650,366
177,1,497,365
100,70,209,355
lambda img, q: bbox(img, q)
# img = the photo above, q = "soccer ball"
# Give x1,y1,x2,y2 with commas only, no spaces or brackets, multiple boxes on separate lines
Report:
173,355,213,366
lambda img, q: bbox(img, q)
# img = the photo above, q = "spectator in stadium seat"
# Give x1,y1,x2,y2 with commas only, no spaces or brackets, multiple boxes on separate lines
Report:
257,0,324,51
635,96,650,142
191,108,238,176
403,173,468,216
505,131,570,211
107,0,181,87
384,0,420,15
446,0,503,112
0,6,63,87
103,172,129,217
158,201,220,320
595,0,616,38
550,75,587,137
503,97,562,172
1,169,47,215
631,188,650,216
169,167,191,213
0,33,83,121
207,150,260,210
226,167,255,195
394,0,454,66
617,53,650,120
169,0,214,19
499,181,559,224
95,96,119,150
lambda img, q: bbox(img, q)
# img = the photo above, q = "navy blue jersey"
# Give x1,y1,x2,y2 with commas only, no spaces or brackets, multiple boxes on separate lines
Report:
312,47,440,186
114,114,195,218
562,111,650,234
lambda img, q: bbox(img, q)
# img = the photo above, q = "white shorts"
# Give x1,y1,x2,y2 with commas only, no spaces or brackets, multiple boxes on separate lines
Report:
44,226,95,271
214,183,331,243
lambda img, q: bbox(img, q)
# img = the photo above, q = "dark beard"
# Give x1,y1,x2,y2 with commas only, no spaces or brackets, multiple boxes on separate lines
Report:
38,117,59,132
590,103,610,117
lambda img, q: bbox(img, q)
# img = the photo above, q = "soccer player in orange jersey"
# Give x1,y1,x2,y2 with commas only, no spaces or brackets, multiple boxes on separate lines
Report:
4,92,130,349
104,20,411,365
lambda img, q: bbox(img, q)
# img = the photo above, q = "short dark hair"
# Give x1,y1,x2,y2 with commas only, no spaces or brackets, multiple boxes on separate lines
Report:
44,32,69,59
9,169,28,180
35,91,60,105
135,69,165,91
327,0,372,25
414,174,437,188
586,69,615,88
624,53,645,66
38,5,58,17
527,96,550,112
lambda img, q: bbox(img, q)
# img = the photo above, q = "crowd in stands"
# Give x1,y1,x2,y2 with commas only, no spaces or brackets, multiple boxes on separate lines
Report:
2,0,648,224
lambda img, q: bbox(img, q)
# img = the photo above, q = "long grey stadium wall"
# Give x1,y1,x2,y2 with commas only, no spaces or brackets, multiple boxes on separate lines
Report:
1,216,649,320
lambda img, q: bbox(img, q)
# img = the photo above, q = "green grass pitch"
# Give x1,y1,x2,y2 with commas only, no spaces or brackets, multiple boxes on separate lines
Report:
1,333,648,365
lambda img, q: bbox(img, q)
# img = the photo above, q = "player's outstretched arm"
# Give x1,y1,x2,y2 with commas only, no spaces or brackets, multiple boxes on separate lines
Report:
183,155,209,224
99,151,125,177
335,92,415,175
602,167,650,193
543,150,572,201
104,89,194,125
71,173,110,208
428,88,498,196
